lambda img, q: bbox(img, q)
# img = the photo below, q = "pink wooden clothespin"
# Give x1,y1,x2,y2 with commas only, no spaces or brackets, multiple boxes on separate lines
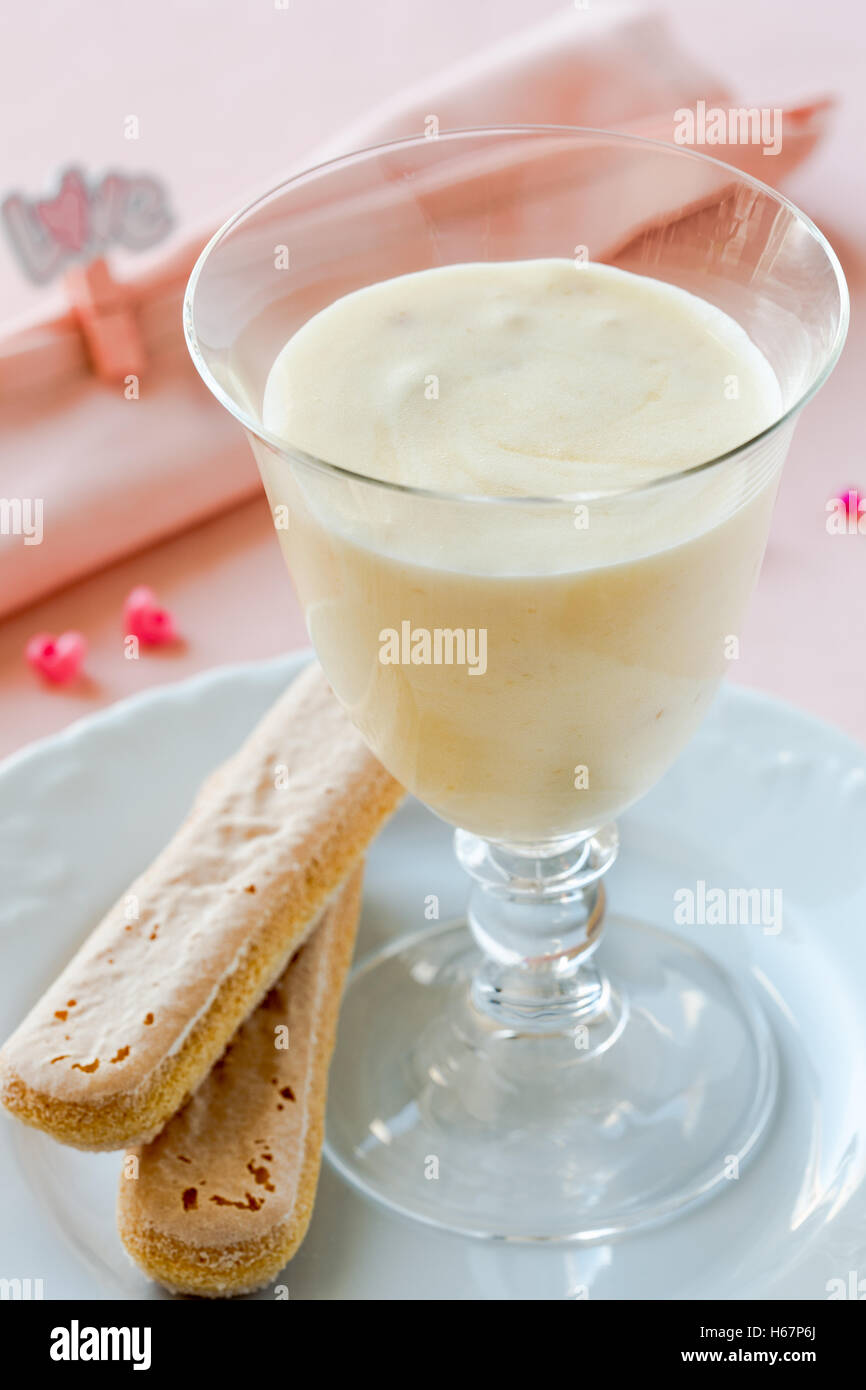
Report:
64,257,145,384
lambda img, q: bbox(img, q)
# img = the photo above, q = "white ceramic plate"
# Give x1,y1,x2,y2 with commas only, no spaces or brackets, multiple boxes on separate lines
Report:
1,652,865,1300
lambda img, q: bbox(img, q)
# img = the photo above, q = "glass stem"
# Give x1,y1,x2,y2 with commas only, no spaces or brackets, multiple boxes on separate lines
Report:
454,823,620,1034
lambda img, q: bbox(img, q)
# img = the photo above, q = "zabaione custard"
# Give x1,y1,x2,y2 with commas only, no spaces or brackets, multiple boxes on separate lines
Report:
257,260,784,842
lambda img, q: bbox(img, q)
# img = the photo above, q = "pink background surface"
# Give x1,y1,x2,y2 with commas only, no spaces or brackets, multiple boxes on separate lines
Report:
1,0,863,758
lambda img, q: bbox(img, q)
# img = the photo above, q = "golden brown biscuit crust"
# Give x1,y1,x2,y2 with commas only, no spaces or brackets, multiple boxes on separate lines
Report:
118,869,363,1296
0,664,401,1149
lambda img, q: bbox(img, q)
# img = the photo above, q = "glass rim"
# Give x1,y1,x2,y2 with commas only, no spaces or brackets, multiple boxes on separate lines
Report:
183,123,850,507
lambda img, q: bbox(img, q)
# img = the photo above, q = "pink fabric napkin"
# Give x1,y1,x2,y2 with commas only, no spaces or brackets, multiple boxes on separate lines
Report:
0,6,831,620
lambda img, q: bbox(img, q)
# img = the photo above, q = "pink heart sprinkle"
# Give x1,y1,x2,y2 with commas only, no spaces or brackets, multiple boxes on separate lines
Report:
123,586,178,646
837,488,863,520
25,631,87,685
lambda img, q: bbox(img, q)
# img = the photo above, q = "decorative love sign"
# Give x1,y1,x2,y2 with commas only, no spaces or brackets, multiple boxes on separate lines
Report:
2,167,173,284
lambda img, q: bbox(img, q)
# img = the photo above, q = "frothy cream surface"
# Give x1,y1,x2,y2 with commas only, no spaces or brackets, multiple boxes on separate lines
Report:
263,260,781,497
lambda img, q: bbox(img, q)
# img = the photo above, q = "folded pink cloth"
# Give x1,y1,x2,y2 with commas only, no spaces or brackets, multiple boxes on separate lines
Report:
0,6,831,619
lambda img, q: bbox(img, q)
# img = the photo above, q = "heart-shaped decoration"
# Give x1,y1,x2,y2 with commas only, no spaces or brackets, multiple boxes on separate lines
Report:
123,586,178,646
37,171,89,253
25,631,87,685
837,488,863,521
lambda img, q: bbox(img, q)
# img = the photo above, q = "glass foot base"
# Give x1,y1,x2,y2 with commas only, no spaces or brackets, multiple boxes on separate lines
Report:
324,916,778,1241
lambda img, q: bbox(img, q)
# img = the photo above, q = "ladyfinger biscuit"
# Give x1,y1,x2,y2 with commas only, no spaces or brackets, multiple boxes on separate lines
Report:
118,867,363,1297
0,663,402,1150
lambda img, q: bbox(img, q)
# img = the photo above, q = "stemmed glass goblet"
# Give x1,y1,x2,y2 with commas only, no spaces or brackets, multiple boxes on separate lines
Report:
185,127,847,1240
